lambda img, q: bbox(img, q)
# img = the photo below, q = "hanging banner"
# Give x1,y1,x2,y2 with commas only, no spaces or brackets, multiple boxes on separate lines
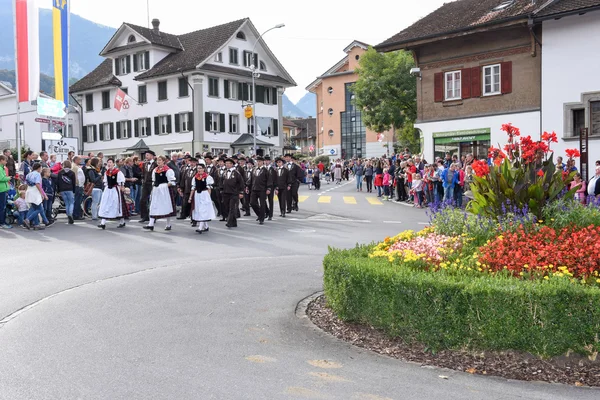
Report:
256,117,272,134
52,0,69,107
580,127,589,181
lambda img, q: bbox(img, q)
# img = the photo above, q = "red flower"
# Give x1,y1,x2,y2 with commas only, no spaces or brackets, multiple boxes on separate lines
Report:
565,148,581,159
501,123,521,143
541,131,558,144
472,160,490,177
537,169,544,177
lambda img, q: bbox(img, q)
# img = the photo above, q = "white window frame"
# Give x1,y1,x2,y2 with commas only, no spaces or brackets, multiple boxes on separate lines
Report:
444,70,461,101
102,123,112,141
230,114,239,134
118,56,128,75
247,116,255,134
85,125,95,143
212,147,229,157
229,80,238,100
483,64,501,96
139,118,149,137
119,120,130,139
179,112,189,132
159,115,169,135
210,112,220,132
136,52,147,71
214,52,223,63
208,77,219,97
229,47,239,65
244,51,253,68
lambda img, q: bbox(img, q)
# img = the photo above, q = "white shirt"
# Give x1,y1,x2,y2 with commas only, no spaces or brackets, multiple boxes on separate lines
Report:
589,175,599,196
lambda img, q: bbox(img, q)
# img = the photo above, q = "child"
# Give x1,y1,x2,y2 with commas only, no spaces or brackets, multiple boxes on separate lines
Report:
123,187,135,216
382,168,392,200
411,172,424,208
41,168,54,225
14,190,29,226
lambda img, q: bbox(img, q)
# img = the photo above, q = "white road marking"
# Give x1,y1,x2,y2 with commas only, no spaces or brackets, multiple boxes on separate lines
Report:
317,178,355,196
383,221,403,224
418,222,431,225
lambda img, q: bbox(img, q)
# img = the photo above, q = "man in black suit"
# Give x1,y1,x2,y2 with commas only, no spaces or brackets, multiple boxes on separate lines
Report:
139,150,156,223
243,158,254,216
275,158,293,217
264,155,277,221
221,158,245,228
285,154,302,212
249,156,273,225
204,154,221,217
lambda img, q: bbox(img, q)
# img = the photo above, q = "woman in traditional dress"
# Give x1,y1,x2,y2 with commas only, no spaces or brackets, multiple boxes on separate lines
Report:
189,163,215,234
98,158,128,229
144,155,177,231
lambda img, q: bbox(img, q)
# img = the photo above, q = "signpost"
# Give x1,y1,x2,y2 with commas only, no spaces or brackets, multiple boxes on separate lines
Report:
35,117,65,127
329,149,336,155
37,97,66,119
43,137,78,163
580,127,589,182
244,106,253,119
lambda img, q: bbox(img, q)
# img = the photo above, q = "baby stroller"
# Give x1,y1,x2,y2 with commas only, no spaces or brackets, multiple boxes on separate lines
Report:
52,196,66,220
4,184,17,225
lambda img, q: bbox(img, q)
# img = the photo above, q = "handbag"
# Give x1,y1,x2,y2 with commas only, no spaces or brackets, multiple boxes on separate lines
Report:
84,182,94,196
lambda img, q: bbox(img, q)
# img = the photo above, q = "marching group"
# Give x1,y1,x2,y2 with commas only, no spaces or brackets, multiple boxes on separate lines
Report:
0,148,306,233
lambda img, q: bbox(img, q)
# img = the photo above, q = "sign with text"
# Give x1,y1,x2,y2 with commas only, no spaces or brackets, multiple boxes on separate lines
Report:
580,127,589,181
35,117,65,127
44,138,78,163
244,106,253,119
37,97,66,119
432,128,491,138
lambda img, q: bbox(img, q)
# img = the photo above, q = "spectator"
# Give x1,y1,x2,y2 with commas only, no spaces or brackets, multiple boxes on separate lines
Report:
20,150,34,177
353,160,364,192
0,154,12,229
72,156,85,220
86,158,104,221
57,160,76,224
14,190,28,226
364,160,374,193
24,163,49,230
39,151,49,168
41,168,55,224
571,173,586,204
3,149,16,179
132,156,143,214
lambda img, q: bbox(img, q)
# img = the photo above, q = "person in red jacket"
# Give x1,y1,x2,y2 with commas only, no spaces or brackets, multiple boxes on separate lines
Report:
454,167,466,207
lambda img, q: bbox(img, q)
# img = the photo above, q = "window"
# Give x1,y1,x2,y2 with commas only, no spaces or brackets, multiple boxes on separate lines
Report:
214,52,223,62
247,116,255,134
85,94,93,112
210,112,220,131
176,112,190,132
102,90,110,109
157,115,170,134
591,101,600,136
117,120,131,139
229,114,239,133
208,77,219,97
328,108,333,116
133,51,149,72
259,61,266,71
483,64,501,95
100,122,113,141
229,48,239,65
212,147,229,157
445,71,461,100
84,125,97,143
243,51,258,68
355,55,360,61
138,85,147,104
115,55,130,76
264,87,272,105
128,35,136,43
158,81,167,100
327,87,333,94
137,118,150,137
178,77,189,97
572,109,585,137
328,129,334,136
236,32,246,40
121,87,128,95
226,80,238,100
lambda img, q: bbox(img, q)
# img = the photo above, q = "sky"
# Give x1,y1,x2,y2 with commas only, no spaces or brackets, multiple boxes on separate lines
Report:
41,0,448,104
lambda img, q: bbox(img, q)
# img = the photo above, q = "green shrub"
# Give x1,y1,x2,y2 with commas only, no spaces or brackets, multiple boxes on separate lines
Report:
312,155,331,165
323,245,600,358
542,198,600,229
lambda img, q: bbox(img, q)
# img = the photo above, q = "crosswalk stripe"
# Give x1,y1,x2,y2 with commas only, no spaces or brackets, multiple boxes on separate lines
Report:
298,195,309,203
318,196,331,203
343,196,357,204
366,197,383,205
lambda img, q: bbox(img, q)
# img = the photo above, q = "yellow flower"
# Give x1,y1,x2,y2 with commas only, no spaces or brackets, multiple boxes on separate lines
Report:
544,276,549,280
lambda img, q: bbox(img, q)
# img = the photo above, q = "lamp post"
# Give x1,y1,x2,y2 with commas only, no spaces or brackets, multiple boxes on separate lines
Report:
250,23,285,156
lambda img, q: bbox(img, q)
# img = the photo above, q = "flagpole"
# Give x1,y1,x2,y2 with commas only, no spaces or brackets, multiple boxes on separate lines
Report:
13,0,22,165
147,0,150,28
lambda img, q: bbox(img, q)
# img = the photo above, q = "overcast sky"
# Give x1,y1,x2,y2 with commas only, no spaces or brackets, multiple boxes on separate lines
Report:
42,0,447,103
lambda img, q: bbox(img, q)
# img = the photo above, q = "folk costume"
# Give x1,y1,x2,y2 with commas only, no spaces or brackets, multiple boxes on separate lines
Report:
249,162,273,225
190,171,216,233
145,165,177,231
221,163,245,228
98,167,128,229
139,155,156,222
205,156,221,217
243,161,254,216
275,160,293,217
178,162,197,220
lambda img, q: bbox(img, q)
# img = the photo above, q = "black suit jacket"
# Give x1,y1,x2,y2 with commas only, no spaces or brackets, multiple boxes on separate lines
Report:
142,160,155,186
245,168,254,187
267,166,277,190
222,169,245,195
250,166,273,192
275,167,293,190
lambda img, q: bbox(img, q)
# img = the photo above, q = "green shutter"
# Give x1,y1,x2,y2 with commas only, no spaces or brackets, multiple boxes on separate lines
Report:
116,122,122,139
133,54,138,72
134,119,140,137
224,80,229,99
188,112,194,131
175,114,181,132
205,112,211,131
144,51,150,70
154,117,160,135
219,114,226,132
115,58,120,76
272,88,278,105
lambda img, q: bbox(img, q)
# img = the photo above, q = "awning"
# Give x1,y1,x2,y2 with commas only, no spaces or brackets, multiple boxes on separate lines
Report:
230,133,274,147
126,139,150,152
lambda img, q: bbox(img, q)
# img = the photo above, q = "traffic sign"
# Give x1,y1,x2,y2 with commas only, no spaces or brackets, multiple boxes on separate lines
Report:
35,117,65,126
244,106,253,119
329,149,336,155
37,97,66,118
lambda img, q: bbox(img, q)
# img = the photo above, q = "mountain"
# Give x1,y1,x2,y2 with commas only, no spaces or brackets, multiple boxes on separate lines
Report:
0,2,116,78
0,69,55,95
282,94,308,118
295,92,317,117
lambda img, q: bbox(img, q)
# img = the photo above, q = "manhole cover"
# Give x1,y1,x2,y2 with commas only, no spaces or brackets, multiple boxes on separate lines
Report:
288,229,316,233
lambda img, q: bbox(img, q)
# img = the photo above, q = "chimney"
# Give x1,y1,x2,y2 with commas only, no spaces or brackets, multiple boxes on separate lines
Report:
151,19,160,34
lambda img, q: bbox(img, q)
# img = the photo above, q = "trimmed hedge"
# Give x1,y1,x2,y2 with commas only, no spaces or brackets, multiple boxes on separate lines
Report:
323,245,600,358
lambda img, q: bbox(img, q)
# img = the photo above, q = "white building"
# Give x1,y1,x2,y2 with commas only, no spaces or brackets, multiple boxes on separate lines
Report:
540,1,600,180
0,82,81,154
70,18,296,159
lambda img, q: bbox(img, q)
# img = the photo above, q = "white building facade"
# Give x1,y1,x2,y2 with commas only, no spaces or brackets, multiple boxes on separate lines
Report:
70,18,295,159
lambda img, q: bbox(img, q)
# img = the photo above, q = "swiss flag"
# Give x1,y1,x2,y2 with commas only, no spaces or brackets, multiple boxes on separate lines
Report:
114,88,129,115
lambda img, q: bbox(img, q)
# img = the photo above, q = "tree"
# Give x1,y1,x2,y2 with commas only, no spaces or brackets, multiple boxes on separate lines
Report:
352,49,417,133
395,121,421,155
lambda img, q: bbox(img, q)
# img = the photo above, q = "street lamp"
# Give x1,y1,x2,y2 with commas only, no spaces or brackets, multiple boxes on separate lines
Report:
250,23,285,156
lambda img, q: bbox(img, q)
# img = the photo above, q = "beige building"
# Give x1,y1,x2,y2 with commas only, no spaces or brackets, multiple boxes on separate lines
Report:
307,41,392,160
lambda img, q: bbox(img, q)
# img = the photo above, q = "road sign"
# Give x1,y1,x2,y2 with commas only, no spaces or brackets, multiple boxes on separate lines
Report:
35,117,65,126
44,138,78,163
329,149,337,155
37,97,66,118
244,106,253,119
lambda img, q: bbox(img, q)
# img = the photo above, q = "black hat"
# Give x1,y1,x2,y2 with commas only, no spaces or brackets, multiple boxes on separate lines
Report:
146,150,156,156
231,155,238,160
256,156,264,161
264,155,271,161
275,157,284,163
246,158,255,164
225,158,235,164
238,156,246,162
204,153,214,159
188,157,198,163
184,154,191,159
284,153,292,158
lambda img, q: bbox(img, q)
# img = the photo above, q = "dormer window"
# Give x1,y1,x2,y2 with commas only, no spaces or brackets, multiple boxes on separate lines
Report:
259,61,266,71
133,51,149,72
115,55,130,76
236,31,246,40
128,35,136,43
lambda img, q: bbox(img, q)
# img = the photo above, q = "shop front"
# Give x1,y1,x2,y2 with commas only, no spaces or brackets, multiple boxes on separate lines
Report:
433,128,491,161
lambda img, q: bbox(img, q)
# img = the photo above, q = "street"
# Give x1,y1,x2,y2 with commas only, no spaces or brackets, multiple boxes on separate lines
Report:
0,179,596,400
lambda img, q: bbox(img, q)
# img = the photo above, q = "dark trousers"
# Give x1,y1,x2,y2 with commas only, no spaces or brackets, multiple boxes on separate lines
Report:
265,189,274,218
250,190,267,222
44,196,54,221
215,190,223,216
313,177,320,190
365,176,373,192
222,193,239,227
277,189,287,216
396,178,406,201
140,184,152,220
180,191,192,218
0,191,7,225
287,182,299,211
243,188,251,214
73,186,83,219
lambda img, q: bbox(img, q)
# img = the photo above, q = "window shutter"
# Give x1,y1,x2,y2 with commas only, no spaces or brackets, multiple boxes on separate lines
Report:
82,127,88,143
99,123,105,141
471,66,482,97
154,117,160,135
134,119,140,137
224,80,229,99
175,113,181,132
273,119,279,136
272,88,278,105
144,51,150,70
243,50,249,66
253,53,258,68
242,83,249,101
133,54,139,72
501,61,512,94
433,72,443,102
256,86,265,103
205,112,211,131
116,122,122,139
167,115,172,133
127,121,132,138
461,68,471,99
188,112,194,131
219,114,226,132
146,118,152,135
93,125,98,142
126,56,131,74
229,115,233,131
110,123,115,140
115,58,120,76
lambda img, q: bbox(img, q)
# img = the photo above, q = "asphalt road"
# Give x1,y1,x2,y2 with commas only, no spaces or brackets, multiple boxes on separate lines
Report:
0,179,596,399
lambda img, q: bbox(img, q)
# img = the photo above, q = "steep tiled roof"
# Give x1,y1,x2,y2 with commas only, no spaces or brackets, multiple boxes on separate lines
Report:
290,118,316,139
376,0,538,50
135,19,247,80
70,59,121,93
535,0,600,17
125,23,183,50
283,118,297,128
